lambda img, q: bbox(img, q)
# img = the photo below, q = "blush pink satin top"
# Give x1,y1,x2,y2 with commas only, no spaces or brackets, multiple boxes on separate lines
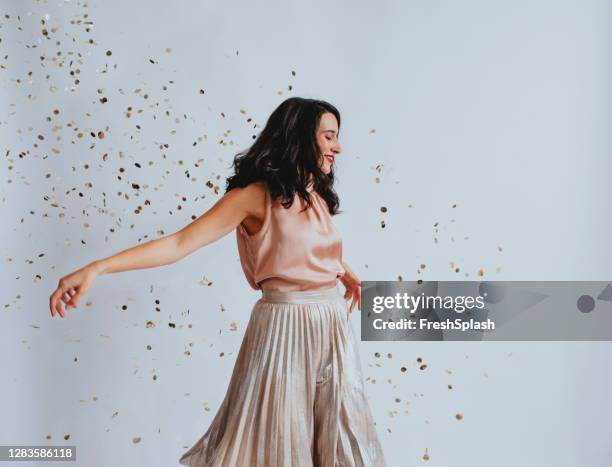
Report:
236,184,346,292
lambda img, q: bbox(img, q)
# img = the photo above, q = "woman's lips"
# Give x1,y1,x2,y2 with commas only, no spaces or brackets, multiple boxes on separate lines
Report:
325,155,334,164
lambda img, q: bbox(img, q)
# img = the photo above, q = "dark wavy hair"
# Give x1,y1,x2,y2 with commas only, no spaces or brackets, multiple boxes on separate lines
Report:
224,97,341,215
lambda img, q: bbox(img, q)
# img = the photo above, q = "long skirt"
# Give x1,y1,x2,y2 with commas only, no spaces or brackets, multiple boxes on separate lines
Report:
178,285,388,467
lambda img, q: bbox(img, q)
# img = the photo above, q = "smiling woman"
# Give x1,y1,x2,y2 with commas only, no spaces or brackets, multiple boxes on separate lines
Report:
49,97,385,467
317,111,342,174
178,97,386,466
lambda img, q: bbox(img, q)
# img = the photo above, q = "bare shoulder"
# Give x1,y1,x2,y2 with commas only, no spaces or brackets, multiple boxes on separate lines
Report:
228,181,267,217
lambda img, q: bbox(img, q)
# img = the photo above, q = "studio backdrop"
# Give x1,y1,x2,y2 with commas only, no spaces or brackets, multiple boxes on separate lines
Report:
1,0,611,466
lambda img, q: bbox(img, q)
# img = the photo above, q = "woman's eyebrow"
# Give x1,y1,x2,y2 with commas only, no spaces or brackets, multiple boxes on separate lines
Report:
322,130,337,134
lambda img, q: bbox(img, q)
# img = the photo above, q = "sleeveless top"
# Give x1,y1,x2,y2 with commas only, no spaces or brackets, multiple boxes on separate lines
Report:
236,183,346,292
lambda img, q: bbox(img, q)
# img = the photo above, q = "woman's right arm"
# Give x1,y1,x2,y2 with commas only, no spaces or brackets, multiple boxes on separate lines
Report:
49,183,262,318
94,185,257,275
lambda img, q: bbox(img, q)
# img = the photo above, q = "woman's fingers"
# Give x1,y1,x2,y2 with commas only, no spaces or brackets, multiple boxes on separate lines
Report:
62,290,74,306
344,281,362,314
68,288,84,309
50,265,98,318
51,281,75,318
66,289,78,308
48,295,55,317
50,288,65,318
349,292,357,314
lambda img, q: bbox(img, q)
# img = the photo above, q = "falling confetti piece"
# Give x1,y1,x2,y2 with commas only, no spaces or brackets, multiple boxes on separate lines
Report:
132,436,141,444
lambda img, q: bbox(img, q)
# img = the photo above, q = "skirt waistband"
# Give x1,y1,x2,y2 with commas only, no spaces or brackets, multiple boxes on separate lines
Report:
261,285,342,304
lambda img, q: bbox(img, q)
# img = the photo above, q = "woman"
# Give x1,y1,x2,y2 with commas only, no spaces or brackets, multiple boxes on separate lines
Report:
49,97,387,467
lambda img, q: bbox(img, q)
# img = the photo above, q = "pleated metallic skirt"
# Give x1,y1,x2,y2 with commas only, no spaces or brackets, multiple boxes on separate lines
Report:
179,285,387,467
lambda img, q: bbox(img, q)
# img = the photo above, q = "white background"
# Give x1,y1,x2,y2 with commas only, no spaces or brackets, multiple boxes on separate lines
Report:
1,0,611,465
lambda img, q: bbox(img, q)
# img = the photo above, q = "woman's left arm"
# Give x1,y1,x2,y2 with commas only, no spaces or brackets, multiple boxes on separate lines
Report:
340,260,361,313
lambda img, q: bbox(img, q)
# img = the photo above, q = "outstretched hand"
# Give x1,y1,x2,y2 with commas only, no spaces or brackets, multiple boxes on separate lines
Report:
49,263,99,318
340,262,361,314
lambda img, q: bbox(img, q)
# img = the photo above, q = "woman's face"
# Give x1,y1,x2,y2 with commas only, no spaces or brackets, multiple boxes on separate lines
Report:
316,112,342,175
